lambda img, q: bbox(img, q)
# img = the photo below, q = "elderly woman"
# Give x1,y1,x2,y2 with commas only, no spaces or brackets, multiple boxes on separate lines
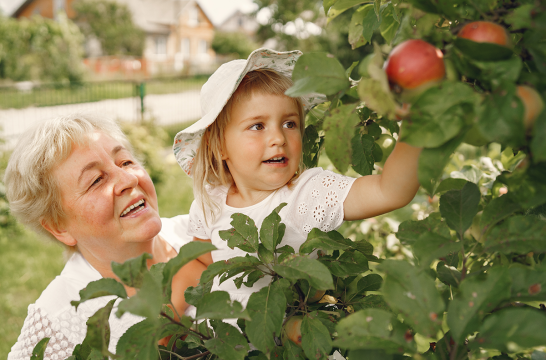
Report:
6,114,205,359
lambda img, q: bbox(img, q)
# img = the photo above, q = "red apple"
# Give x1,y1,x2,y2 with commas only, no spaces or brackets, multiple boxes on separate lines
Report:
385,39,446,102
458,21,511,47
516,85,544,131
282,316,303,347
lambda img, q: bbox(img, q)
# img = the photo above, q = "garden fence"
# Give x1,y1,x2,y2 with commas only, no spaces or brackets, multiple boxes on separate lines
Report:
0,76,207,148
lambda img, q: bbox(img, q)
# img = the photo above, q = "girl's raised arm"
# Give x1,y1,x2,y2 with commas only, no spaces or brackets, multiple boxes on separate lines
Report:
343,127,422,221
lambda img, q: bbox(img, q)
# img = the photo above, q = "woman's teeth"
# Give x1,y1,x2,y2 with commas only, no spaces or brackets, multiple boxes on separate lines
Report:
121,199,145,217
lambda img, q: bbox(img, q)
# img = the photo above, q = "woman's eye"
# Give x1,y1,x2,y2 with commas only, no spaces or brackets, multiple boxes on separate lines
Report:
121,160,133,167
91,176,102,187
249,124,264,131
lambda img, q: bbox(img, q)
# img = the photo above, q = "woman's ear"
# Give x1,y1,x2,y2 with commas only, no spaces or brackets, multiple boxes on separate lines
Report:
41,218,77,247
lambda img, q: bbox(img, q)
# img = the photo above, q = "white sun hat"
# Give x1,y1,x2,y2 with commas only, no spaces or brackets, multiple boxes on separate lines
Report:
173,48,326,177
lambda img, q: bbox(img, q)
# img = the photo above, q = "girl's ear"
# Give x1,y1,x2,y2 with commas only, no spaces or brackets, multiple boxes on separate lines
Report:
41,218,77,247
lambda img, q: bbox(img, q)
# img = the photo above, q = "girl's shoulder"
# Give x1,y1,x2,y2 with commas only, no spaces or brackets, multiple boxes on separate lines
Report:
290,167,354,193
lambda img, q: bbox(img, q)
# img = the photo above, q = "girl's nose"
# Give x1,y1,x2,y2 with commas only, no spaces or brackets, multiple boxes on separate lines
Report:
269,126,287,147
113,167,138,196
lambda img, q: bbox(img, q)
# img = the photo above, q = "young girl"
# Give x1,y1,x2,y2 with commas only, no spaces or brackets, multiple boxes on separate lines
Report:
173,48,421,306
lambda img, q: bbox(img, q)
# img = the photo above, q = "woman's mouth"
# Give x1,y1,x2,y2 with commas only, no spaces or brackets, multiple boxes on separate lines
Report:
120,199,146,217
263,156,286,164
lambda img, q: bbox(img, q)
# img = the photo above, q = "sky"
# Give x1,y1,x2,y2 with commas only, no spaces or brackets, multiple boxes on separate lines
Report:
0,0,258,25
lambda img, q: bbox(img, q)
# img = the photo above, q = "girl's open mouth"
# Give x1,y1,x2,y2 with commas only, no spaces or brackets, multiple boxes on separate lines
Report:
120,199,146,217
263,156,286,164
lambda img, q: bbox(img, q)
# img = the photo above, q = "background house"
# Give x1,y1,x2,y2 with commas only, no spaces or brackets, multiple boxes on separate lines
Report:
12,0,216,76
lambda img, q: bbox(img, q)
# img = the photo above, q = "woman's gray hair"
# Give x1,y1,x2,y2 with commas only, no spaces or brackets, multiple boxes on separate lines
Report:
4,113,133,246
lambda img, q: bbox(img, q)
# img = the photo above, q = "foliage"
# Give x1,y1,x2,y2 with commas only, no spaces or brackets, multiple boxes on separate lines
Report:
212,32,258,59
73,0,145,57
32,0,546,359
120,118,169,186
0,13,84,82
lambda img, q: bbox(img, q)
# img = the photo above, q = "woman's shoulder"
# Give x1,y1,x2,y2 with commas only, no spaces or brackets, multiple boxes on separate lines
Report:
160,215,193,251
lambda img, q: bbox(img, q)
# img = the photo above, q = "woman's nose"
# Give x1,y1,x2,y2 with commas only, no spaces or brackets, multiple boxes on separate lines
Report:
113,167,138,195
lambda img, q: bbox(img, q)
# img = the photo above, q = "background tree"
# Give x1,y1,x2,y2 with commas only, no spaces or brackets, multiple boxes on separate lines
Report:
73,0,145,57
212,31,258,59
0,13,84,83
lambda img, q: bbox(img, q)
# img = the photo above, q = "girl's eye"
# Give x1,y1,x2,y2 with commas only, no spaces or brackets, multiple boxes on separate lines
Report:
249,123,264,131
284,121,298,129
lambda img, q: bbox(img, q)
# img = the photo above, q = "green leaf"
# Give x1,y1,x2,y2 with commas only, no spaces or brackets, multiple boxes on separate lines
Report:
412,232,461,268
352,132,376,176
505,4,534,30
287,52,350,96
401,82,477,148
111,253,152,289
300,228,352,254
302,125,324,168
71,278,128,310
436,261,461,288
30,338,50,360
334,309,416,353
531,108,546,163
362,4,381,43
484,215,546,255
406,0,438,14
320,251,369,277
454,38,514,62
356,274,383,293
439,182,481,237
435,178,468,195
301,312,333,359
501,164,546,210
259,203,287,252
358,78,397,120
80,299,117,360
348,5,371,49
380,3,399,44
327,0,369,23
348,349,410,359
184,281,213,307
273,256,334,290
471,308,546,352
195,291,250,320
201,256,262,284
471,57,523,89
117,272,162,319
204,320,250,360
162,241,217,300
258,244,275,264
323,104,360,173
480,195,522,233
418,132,466,195
447,267,511,344
509,266,546,302
397,213,450,246
284,339,305,360
116,318,163,359
373,0,380,19
220,213,259,253
477,84,526,148
378,260,445,337
351,294,392,312
246,281,288,354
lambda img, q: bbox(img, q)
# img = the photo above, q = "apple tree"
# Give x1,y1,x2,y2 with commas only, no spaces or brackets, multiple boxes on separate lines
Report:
31,0,546,359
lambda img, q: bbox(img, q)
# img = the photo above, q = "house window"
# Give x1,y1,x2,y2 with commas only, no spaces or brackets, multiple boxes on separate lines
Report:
188,7,198,27
181,38,190,57
198,40,207,54
156,36,167,55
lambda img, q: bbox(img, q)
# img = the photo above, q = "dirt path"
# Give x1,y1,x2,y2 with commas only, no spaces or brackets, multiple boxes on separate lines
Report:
0,90,201,148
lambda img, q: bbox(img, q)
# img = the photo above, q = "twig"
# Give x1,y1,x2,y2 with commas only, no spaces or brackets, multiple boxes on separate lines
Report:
160,311,211,340
158,349,211,360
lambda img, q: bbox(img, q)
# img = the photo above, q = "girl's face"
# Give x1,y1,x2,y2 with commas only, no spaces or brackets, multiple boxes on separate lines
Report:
222,92,302,194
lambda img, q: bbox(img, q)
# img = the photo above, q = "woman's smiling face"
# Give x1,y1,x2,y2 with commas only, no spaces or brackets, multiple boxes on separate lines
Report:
50,131,162,257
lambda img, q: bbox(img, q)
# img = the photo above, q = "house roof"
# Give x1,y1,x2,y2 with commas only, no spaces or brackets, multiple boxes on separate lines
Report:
11,0,214,35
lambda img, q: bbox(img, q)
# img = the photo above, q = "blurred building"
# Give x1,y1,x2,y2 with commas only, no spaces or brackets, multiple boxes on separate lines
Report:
12,0,216,76
217,9,258,38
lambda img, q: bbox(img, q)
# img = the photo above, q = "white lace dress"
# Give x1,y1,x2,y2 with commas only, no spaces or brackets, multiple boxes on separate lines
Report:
8,215,194,360
187,167,356,307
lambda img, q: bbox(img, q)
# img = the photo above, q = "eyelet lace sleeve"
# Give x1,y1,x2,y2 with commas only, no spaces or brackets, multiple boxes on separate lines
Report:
8,304,85,360
284,169,356,236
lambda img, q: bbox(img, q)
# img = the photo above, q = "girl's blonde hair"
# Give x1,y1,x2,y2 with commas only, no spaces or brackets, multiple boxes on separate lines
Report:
193,69,306,223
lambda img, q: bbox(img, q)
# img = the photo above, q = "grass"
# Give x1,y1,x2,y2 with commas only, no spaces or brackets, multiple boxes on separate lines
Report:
0,76,206,110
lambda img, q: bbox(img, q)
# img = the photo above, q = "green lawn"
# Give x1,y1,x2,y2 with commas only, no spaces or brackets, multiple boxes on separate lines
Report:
0,77,206,110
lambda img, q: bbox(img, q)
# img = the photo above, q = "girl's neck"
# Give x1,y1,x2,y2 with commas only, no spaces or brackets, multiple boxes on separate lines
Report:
225,183,277,208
